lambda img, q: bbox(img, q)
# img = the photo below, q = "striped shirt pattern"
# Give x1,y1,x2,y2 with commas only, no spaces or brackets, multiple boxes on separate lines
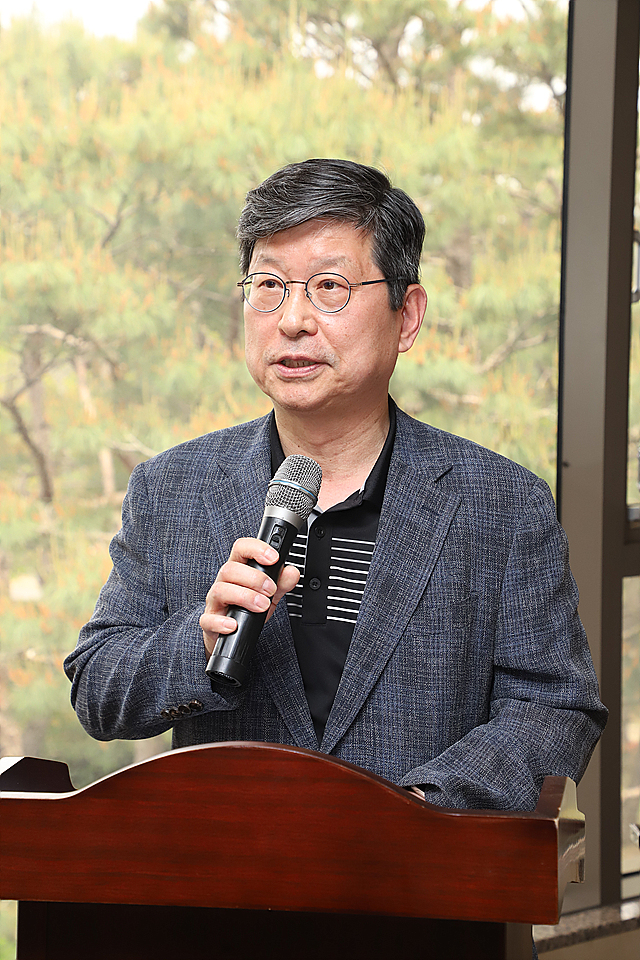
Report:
286,527,376,625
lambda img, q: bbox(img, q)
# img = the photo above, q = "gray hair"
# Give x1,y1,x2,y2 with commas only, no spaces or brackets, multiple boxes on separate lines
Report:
237,158,425,311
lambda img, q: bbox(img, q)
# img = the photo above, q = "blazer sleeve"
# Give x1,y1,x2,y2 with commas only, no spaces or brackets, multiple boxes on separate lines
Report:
64,462,242,741
398,478,607,810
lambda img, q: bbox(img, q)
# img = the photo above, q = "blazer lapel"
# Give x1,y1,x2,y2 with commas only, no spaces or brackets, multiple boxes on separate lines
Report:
320,428,461,755
255,602,319,750
202,419,317,750
201,425,271,573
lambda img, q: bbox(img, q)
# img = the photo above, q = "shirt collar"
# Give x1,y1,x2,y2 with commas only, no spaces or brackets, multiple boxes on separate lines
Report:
269,398,396,511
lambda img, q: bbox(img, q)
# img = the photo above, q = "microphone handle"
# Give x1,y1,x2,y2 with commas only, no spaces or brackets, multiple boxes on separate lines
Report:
205,513,301,687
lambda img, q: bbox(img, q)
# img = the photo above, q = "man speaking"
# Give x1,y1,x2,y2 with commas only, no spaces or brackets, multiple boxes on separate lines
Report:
64,158,606,812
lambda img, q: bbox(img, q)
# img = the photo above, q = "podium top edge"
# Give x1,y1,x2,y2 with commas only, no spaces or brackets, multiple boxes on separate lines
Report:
0,743,579,824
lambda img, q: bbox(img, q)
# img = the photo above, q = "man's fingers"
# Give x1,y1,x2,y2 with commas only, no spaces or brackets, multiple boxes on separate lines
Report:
270,564,301,611
200,611,238,637
213,561,277,602
208,562,299,622
201,537,301,656
228,537,279,567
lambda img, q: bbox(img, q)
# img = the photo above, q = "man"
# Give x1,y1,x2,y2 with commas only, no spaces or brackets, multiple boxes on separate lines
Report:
64,158,606,811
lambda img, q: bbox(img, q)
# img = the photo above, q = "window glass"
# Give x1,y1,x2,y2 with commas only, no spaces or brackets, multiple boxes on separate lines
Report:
622,576,640,882
628,271,640,513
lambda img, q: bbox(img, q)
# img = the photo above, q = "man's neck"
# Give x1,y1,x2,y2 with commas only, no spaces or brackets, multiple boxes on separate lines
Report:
274,401,390,510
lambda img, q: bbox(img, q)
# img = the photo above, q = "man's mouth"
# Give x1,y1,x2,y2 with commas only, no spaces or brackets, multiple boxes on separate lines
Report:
279,358,318,368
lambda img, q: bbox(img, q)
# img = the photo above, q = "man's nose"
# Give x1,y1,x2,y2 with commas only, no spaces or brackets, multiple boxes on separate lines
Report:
277,282,319,336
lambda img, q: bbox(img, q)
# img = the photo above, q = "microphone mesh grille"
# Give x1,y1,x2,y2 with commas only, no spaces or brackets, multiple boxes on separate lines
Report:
265,455,322,520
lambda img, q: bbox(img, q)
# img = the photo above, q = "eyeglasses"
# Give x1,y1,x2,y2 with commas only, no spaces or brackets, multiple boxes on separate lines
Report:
237,272,398,314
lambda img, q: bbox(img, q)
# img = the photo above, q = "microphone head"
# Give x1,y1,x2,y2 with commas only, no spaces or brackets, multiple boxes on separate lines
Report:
266,455,322,521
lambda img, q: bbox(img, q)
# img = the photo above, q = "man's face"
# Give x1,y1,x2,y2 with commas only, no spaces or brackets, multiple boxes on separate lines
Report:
243,220,422,419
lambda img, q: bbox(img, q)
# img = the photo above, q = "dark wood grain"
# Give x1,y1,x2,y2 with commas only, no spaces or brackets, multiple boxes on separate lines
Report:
1,742,583,928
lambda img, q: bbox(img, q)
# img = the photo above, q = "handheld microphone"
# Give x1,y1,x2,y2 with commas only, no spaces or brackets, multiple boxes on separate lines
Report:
206,455,322,688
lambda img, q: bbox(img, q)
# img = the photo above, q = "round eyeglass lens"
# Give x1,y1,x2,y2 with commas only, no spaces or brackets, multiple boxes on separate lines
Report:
307,274,351,312
244,274,286,312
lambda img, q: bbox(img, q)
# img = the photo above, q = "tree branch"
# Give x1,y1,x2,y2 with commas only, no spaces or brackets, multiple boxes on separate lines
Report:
88,175,152,249
18,320,121,378
0,395,54,503
477,318,555,375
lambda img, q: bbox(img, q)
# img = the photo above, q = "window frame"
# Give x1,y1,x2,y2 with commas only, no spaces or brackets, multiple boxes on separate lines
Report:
559,0,640,909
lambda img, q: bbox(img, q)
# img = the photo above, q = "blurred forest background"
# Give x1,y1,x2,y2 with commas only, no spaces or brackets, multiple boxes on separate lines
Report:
2,0,634,951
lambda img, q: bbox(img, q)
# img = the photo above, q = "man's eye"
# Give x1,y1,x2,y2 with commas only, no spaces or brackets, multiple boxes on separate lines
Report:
319,278,348,291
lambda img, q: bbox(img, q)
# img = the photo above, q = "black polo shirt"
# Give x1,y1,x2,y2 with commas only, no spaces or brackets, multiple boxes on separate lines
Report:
270,402,396,744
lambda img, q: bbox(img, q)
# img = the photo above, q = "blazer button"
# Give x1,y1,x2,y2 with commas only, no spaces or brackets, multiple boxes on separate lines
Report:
160,709,172,720
188,700,204,712
309,577,321,590
178,704,192,716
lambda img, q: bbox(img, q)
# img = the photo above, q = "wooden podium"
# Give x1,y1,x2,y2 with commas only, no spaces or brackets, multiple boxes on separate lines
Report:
0,742,585,959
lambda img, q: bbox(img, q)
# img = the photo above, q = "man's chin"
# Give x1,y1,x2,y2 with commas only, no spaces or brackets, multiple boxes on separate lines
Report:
271,394,327,415
263,376,329,411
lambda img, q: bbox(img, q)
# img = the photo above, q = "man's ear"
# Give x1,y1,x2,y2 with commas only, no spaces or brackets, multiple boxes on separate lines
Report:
398,284,427,354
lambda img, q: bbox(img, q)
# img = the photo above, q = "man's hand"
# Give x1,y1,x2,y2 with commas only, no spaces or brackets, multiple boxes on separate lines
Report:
200,538,301,657
406,786,426,801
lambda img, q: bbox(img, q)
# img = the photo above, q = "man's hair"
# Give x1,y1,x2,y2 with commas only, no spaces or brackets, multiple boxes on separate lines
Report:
237,158,425,311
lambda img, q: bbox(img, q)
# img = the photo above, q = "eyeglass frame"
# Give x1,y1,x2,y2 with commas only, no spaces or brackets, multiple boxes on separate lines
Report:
236,271,404,315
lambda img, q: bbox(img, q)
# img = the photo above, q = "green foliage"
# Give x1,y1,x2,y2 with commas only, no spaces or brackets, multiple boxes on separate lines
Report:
0,900,16,960
1,1,567,788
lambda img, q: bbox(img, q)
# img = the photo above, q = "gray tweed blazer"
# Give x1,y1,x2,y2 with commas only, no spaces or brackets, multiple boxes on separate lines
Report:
65,407,607,810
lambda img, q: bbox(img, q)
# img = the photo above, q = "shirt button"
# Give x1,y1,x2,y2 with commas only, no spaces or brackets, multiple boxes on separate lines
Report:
314,526,325,538
309,577,322,590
